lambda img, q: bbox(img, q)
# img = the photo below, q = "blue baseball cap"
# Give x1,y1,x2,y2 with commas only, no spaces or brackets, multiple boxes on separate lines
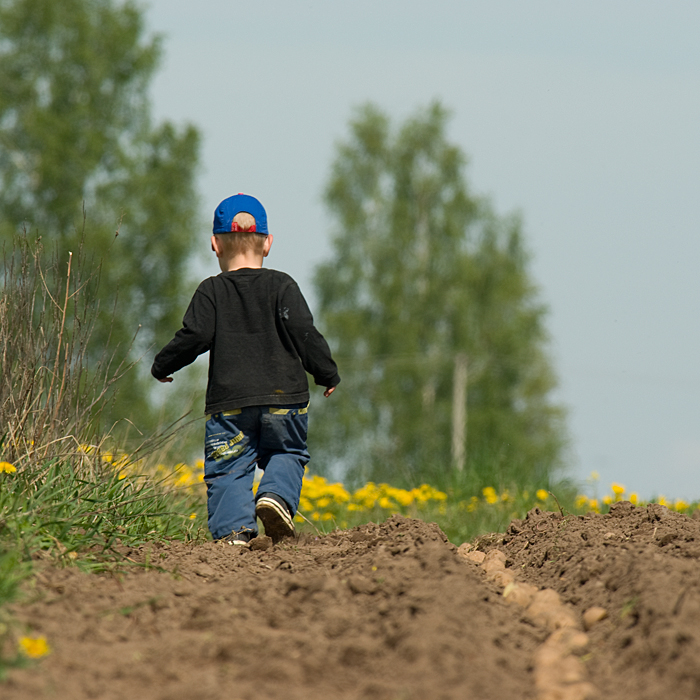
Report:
212,193,269,235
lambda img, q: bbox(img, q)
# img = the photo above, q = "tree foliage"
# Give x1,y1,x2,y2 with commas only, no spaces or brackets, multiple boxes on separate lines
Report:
311,102,567,490
0,0,202,428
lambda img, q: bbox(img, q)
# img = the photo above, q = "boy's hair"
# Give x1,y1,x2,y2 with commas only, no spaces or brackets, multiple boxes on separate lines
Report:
214,212,267,256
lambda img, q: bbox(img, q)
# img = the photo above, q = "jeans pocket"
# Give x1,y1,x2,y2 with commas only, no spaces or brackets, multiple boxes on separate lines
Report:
261,407,308,454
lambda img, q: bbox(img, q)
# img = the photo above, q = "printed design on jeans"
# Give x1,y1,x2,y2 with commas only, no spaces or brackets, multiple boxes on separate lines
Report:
208,431,246,462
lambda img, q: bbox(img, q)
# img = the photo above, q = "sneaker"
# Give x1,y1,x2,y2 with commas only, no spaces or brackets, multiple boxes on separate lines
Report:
223,528,255,547
256,493,295,543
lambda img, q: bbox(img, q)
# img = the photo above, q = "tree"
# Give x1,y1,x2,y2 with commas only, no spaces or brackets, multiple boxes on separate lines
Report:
0,0,202,430
310,103,567,491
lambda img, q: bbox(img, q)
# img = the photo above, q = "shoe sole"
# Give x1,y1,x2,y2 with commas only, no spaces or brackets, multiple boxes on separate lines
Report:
256,496,295,543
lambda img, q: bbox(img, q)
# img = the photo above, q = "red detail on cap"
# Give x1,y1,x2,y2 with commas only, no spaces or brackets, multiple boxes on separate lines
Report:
230,221,256,232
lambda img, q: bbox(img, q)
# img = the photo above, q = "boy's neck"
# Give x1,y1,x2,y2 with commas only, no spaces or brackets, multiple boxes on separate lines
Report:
220,253,265,272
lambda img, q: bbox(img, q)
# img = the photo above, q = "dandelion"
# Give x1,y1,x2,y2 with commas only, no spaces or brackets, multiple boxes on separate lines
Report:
299,497,313,512
19,636,51,659
189,513,197,520
391,488,414,507
588,499,599,512
575,495,588,509
536,489,548,501
603,495,612,505
611,483,625,501
0,462,17,474
674,499,689,513
629,493,639,506
482,487,498,504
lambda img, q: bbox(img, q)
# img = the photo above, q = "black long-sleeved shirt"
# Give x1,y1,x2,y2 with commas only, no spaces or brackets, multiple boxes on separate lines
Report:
151,268,340,415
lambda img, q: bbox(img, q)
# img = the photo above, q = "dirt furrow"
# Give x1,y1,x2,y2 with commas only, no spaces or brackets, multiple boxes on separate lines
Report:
5,505,700,699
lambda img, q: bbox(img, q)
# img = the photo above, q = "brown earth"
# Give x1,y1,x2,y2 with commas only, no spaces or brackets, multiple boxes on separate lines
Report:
4,504,700,700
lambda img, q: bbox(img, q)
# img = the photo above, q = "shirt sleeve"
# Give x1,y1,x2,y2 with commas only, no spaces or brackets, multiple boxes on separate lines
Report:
151,283,216,380
279,282,341,389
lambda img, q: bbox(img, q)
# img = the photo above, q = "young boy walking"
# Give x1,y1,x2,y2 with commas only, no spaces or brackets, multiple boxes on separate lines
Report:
151,193,340,545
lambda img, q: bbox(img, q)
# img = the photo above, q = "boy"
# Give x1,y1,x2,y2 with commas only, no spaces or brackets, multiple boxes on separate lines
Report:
151,193,340,545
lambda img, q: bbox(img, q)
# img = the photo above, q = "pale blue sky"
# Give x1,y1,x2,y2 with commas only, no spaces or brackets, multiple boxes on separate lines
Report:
145,1,700,500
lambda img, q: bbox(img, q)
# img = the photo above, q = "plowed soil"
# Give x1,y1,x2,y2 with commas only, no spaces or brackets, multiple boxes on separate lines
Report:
5,503,700,699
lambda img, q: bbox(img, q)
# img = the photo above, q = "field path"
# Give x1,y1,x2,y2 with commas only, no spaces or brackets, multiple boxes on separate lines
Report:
5,507,700,699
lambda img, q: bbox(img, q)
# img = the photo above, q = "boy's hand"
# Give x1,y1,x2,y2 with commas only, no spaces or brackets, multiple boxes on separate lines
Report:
324,386,335,397
158,376,174,383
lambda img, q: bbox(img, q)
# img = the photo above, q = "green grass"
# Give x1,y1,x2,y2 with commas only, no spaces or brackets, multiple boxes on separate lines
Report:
0,455,208,677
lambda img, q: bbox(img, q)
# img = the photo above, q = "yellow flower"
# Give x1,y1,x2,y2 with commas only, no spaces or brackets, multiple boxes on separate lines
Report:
603,495,612,505
629,493,639,506
466,496,479,512
611,483,625,501
19,636,50,658
325,482,351,502
658,495,667,507
391,488,414,507
0,462,17,474
589,471,600,482
174,471,193,487
536,489,548,501
674,499,689,513
482,487,498,504
574,495,588,509
588,499,599,512
321,512,334,521
189,513,197,520
298,497,313,512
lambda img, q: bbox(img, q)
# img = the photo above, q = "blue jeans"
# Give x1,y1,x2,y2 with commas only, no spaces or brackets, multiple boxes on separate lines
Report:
203,403,310,540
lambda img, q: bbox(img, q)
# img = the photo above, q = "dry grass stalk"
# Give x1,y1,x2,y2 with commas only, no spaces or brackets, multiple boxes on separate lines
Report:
0,229,134,476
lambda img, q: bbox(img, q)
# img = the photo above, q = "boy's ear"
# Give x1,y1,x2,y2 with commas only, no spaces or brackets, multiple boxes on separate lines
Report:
211,235,221,257
263,234,273,258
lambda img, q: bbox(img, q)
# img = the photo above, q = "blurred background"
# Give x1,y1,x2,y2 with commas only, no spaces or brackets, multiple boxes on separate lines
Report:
2,1,699,500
